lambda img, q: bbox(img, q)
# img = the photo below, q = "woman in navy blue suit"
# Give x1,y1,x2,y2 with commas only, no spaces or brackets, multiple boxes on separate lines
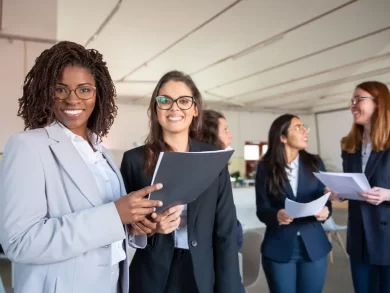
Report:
332,81,390,293
256,114,332,293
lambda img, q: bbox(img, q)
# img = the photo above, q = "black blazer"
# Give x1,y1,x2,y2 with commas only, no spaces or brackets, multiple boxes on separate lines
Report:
255,156,332,263
120,139,241,293
342,148,390,265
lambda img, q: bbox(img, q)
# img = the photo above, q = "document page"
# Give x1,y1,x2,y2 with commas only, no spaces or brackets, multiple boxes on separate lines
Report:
285,192,330,218
313,172,369,201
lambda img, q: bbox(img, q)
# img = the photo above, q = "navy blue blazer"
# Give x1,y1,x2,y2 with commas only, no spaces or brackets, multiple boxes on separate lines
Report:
342,148,390,265
255,157,332,263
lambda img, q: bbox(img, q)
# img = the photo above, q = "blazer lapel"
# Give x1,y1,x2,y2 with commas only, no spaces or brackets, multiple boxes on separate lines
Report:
45,125,103,207
102,148,127,197
364,150,385,181
295,160,306,201
284,181,295,200
187,139,203,232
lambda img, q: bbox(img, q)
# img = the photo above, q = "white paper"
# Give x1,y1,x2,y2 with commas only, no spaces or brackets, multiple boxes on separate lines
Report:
314,172,370,201
285,192,330,218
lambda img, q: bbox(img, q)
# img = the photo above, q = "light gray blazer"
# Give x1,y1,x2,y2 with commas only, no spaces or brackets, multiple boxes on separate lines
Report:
0,124,145,293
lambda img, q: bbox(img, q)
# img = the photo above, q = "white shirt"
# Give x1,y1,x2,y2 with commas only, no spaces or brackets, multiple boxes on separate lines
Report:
286,155,300,235
55,123,126,266
175,205,189,249
362,142,372,172
286,155,299,197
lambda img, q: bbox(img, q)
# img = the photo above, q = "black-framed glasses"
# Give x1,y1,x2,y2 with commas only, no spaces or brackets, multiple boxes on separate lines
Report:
155,95,196,110
54,85,96,100
349,96,375,106
290,124,310,134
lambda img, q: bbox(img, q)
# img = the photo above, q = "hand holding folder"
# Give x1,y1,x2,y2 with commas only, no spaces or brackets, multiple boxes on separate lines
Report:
148,149,234,213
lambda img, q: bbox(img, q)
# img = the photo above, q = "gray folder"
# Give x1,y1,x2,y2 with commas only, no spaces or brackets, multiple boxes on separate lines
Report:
149,149,234,213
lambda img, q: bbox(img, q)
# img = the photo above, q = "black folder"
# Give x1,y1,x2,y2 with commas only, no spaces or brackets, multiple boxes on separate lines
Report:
149,149,234,213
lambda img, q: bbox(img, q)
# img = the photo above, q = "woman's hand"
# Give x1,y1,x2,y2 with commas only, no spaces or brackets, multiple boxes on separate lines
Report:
315,206,329,221
325,187,342,201
277,209,293,225
359,187,390,205
154,205,184,234
128,217,157,236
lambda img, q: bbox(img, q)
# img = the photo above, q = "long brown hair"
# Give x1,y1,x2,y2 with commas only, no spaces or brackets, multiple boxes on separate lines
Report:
341,81,390,153
200,109,225,149
143,70,203,174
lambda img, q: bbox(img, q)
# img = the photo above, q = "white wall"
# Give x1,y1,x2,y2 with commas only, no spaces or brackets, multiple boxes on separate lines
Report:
316,109,352,171
103,105,318,165
0,0,57,150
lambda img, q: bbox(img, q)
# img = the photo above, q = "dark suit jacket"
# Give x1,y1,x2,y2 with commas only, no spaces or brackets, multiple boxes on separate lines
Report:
342,149,390,265
120,139,241,293
255,156,332,263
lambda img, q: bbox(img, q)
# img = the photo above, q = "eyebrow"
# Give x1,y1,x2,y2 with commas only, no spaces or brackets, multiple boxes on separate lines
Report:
57,82,94,87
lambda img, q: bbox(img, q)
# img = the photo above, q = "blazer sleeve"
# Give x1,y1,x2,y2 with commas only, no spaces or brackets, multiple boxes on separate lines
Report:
255,162,279,227
236,220,244,250
0,134,126,264
317,157,332,219
119,151,149,248
213,166,241,293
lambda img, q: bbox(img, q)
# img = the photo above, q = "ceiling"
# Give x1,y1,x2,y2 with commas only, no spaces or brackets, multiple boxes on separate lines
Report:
1,0,390,114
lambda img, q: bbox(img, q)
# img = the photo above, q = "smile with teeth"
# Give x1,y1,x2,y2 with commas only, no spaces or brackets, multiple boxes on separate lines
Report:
352,111,360,117
63,109,83,116
167,116,184,121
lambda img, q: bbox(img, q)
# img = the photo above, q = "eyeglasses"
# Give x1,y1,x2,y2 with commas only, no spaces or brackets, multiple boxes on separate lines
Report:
349,96,375,106
54,85,96,100
290,124,310,134
155,95,196,110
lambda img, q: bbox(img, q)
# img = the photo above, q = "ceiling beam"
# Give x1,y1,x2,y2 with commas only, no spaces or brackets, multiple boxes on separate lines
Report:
247,66,390,107
191,0,358,76
0,33,57,44
84,0,123,47
0,0,3,31
118,0,243,81
226,51,390,102
209,25,390,95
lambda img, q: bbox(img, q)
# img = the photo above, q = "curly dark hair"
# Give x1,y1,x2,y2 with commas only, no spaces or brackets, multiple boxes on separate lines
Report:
17,41,117,137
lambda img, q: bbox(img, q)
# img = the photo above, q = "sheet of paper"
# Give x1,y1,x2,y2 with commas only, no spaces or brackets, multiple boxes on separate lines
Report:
314,172,370,201
285,192,330,218
319,171,371,192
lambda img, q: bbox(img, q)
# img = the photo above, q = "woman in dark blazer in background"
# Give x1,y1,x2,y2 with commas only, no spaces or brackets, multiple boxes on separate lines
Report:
201,109,245,293
256,114,332,293
121,71,241,293
334,81,390,293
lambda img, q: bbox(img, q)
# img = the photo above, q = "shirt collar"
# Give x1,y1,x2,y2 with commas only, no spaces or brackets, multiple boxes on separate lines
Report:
288,154,299,169
52,121,102,151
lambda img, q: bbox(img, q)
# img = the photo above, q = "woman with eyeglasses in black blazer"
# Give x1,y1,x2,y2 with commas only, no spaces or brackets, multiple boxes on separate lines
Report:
120,71,241,293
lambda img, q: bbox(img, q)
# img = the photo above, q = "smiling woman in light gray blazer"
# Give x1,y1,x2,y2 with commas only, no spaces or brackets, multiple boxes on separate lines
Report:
0,41,163,293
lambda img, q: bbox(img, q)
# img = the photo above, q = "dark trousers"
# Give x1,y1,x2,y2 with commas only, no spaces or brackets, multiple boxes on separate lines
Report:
163,249,198,293
262,236,327,293
350,260,390,293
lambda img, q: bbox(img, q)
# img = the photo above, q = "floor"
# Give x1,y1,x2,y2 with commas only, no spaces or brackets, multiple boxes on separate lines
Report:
0,209,353,293
241,208,353,293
